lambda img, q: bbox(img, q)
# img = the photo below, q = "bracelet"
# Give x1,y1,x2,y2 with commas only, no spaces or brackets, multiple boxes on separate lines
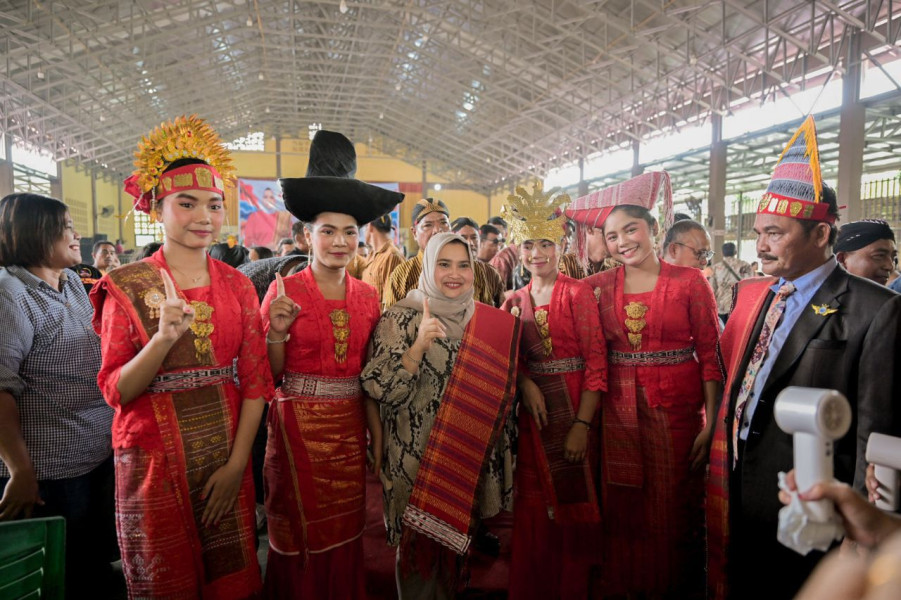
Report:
403,350,422,364
266,333,291,344
573,418,591,430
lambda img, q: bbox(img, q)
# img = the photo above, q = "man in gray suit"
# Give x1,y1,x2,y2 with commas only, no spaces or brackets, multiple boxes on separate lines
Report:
707,116,901,600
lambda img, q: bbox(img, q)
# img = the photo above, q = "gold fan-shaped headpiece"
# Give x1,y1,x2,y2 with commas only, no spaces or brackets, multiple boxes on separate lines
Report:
501,181,571,245
125,115,235,213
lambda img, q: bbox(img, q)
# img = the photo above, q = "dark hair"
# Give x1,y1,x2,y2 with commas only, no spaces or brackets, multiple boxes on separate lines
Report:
369,214,393,234
251,246,274,260
479,224,500,238
603,205,656,232
451,217,479,232
487,216,507,229
209,242,250,268
799,185,840,246
92,240,115,254
140,241,163,259
0,193,70,268
722,242,737,257
663,219,707,252
291,221,305,237
673,212,693,223
277,237,294,249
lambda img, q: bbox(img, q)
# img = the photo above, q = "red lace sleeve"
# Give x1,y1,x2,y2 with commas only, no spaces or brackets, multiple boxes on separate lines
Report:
236,278,274,402
570,281,607,392
259,279,277,337
96,295,142,409
687,271,723,383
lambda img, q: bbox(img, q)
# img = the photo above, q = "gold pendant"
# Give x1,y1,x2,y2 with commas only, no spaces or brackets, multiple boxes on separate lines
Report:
143,288,164,320
624,301,649,351
535,308,553,356
329,309,351,364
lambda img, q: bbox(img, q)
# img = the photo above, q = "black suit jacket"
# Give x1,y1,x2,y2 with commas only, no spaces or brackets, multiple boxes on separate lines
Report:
725,265,901,599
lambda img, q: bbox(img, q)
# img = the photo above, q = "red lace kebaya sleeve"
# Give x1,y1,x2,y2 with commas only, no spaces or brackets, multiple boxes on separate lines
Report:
570,281,608,392
259,280,277,338
96,296,142,409
687,270,723,383
236,277,274,403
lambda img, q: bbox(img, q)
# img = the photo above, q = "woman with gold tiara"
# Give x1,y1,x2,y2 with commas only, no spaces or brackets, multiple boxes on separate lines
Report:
91,116,273,599
260,130,403,598
566,172,722,598
500,182,607,599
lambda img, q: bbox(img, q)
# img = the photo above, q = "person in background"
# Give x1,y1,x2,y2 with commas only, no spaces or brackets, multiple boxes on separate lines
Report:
385,199,504,308
115,238,125,254
357,241,371,258
250,245,274,261
710,242,755,324
662,219,714,270
834,219,898,287
286,220,311,257
362,233,521,599
477,223,502,262
487,216,508,247
451,216,481,256
261,129,401,598
501,185,606,599
0,192,116,596
361,213,405,308
277,237,296,256
210,241,251,268
568,170,722,599
93,240,121,274
140,241,163,260
93,116,271,598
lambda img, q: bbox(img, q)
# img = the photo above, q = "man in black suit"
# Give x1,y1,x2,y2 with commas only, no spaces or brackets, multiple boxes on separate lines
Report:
707,116,901,600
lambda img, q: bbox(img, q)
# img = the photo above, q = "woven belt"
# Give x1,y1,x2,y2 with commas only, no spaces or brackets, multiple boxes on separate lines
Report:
147,365,235,393
527,356,586,375
280,372,362,400
609,347,695,366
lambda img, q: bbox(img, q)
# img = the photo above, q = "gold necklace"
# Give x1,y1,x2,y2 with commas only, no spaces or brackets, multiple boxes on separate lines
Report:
169,263,206,284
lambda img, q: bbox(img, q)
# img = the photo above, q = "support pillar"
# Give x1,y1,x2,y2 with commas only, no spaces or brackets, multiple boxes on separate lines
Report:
708,114,728,255
631,140,643,177
577,157,588,197
0,135,13,197
837,29,865,223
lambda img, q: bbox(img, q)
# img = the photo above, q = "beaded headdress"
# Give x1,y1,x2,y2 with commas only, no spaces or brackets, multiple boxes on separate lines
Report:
124,115,235,214
758,115,835,223
501,181,570,245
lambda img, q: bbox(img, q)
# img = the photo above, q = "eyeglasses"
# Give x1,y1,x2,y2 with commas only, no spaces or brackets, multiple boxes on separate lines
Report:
673,242,714,262
481,237,500,245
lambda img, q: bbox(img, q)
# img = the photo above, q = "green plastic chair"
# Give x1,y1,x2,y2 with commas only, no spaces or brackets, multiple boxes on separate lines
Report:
0,516,66,600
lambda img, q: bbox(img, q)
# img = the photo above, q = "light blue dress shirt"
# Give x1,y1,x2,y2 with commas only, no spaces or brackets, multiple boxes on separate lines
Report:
739,257,838,440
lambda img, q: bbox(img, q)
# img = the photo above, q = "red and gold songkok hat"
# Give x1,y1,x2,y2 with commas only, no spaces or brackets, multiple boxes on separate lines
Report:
123,115,236,214
565,170,673,265
758,115,835,223
500,180,571,245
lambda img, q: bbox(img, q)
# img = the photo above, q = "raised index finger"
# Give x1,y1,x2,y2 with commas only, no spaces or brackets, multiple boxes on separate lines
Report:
276,272,286,298
422,297,431,320
161,269,179,301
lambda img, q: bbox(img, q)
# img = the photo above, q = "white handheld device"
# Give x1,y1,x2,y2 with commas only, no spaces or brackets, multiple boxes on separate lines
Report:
866,432,901,512
774,387,852,522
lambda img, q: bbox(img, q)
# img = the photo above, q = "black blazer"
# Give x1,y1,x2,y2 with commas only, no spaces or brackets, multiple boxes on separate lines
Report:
724,265,901,598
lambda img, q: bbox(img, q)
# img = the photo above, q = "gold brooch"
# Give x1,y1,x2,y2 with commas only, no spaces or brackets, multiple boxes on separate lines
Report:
510,306,521,318
593,287,601,302
143,289,164,319
811,304,838,317
535,308,553,356
189,300,215,361
624,301,649,351
329,309,350,363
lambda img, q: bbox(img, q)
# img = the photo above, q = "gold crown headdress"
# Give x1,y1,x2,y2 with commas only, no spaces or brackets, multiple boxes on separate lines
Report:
501,181,571,245
125,115,236,213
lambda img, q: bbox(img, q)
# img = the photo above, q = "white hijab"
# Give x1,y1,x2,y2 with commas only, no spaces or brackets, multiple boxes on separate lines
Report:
396,232,476,340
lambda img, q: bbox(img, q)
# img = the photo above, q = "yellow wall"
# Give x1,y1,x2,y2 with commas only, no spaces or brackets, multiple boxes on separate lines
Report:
61,162,134,249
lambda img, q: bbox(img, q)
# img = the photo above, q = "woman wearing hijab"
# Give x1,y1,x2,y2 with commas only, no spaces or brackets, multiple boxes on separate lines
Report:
260,130,403,598
361,233,521,599
499,183,607,599
91,116,273,598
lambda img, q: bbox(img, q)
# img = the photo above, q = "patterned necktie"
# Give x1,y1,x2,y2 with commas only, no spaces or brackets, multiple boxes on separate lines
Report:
732,282,796,464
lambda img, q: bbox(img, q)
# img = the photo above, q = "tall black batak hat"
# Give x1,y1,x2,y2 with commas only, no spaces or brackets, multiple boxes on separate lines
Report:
281,129,404,225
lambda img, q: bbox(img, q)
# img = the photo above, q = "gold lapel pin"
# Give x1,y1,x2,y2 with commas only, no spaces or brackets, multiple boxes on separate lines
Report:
811,304,838,316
